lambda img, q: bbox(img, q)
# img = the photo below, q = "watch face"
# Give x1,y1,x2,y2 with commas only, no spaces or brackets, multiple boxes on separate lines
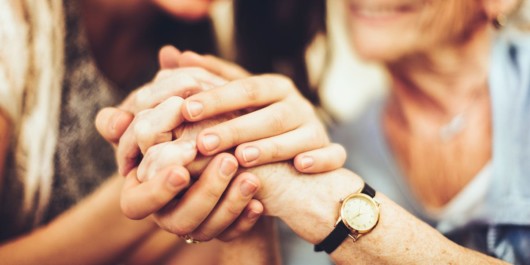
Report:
341,193,380,233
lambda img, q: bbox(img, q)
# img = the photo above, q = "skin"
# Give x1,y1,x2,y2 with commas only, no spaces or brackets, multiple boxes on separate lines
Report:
105,48,345,177
120,120,508,264
116,0,520,263
0,1,228,264
346,0,518,207
96,49,345,244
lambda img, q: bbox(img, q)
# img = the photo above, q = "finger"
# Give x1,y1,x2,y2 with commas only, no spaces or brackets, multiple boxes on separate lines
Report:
137,139,197,182
133,96,185,154
178,51,251,80
189,172,260,241
154,153,239,236
159,45,181,69
195,101,304,155
121,166,191,220
182,74,298,121
117,122,141,177
234,122,329,167
294,143,347,173
95,107,134,145
132,69,226,114
217,199,264,242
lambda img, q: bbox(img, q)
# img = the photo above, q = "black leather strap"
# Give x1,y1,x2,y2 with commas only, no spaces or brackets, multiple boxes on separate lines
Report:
314,182,376,254
361,182,376,198
314,220,350,254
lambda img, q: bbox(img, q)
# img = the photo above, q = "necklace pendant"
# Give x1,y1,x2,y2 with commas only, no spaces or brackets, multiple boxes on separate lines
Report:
439,114,465,142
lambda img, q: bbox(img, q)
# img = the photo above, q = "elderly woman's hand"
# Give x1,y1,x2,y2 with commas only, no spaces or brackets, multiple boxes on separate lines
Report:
175,50,346,173
97,47,346,178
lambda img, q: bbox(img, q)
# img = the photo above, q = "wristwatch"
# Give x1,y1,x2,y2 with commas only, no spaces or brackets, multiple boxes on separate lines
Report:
314,182,380,254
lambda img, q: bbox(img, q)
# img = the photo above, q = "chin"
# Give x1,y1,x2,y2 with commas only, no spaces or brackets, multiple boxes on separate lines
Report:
350,36,405,63
153,0,212,21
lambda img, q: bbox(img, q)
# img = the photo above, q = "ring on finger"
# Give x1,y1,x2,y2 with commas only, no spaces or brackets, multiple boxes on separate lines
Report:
180,234,202,244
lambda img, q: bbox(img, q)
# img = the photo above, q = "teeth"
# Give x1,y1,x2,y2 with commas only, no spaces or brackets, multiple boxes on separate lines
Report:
357,8,399,18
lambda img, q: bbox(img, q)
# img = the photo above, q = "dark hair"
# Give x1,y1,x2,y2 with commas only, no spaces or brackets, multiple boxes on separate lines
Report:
233,0,327,105
114,0,326,104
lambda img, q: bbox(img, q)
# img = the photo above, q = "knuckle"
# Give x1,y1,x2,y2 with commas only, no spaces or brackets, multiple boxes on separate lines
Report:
269,107,287,132
239,79,260,102
221,124,240,147
204,186,225,202
265,140,282,161
224,202,244,220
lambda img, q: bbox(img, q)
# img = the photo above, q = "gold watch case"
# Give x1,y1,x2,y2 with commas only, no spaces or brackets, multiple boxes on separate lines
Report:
340,193,380,240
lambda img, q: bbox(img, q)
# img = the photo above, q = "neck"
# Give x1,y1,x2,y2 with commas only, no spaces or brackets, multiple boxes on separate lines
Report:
387,25,492,119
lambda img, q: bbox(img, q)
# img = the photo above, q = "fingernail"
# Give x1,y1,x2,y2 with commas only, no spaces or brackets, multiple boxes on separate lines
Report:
240,179,258,197
247,210,261,219
242,147,260,163
300,156,314,169
202,134,220,151
219,158,237,178
186,101,203,118
167,169,186,188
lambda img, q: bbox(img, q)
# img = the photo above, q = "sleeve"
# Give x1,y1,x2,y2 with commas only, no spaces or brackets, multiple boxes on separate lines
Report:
489,225,530,265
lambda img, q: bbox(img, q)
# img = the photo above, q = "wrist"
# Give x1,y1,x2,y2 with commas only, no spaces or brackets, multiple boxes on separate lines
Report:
249,164,364,244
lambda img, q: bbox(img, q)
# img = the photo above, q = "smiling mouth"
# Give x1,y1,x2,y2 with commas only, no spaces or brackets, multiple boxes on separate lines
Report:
348,2,423,19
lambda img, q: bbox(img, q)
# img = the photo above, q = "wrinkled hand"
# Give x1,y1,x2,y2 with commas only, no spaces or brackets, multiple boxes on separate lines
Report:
96,46,346,177
174,49,346,173
121,115,264,242
123,136,358,245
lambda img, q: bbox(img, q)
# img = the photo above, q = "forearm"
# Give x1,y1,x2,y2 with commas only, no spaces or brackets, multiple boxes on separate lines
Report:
0,176,157,265
218,217,281,265
251,166,507,264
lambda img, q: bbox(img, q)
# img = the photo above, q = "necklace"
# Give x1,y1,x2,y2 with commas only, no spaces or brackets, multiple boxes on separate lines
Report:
439,113,465,142
437,86,487,142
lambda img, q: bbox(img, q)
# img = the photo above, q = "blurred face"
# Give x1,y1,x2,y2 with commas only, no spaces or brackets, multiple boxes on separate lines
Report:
345,0,488,62
152,0,215,21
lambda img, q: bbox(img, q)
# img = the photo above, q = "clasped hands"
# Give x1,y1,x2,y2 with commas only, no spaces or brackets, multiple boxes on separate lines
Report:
96,46,346,242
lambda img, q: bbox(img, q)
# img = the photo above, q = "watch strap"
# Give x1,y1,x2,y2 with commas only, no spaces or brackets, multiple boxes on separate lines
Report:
314,182,377,254
313,220,350,254
361,182,376,198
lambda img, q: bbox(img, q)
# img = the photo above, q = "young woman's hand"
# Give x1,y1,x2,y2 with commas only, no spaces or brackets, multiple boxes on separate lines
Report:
121,139,263,242
98,46,346,177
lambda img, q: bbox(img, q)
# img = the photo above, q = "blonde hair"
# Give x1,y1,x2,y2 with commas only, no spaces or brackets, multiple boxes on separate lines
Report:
0,0,64,225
